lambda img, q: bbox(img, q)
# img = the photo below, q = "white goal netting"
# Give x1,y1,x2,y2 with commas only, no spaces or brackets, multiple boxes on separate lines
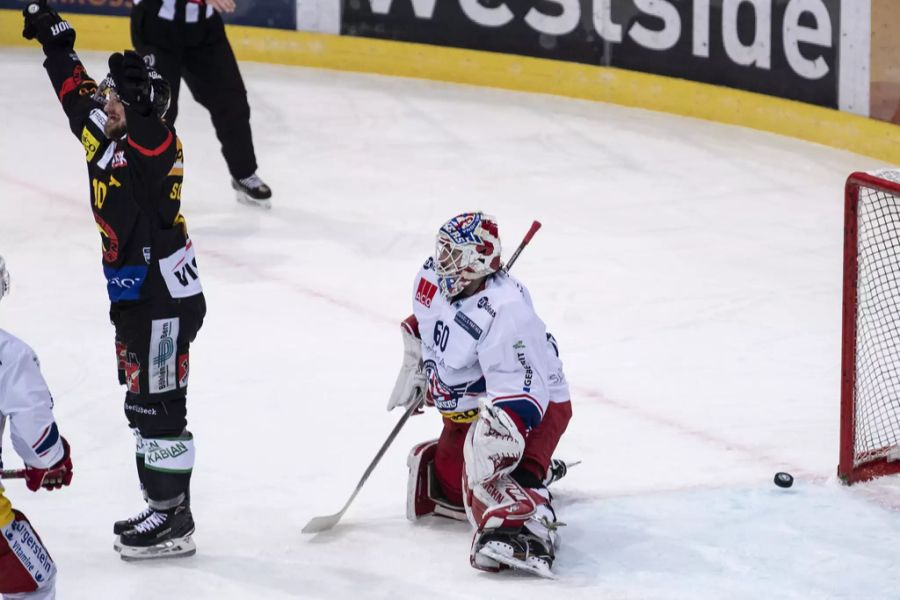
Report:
852,169,900,467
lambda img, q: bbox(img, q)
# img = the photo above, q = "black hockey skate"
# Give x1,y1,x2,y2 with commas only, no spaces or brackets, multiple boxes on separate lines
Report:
476,530,556,579
113,505,153,535
115,505,196,561
544,458,579,486
232,173,272,209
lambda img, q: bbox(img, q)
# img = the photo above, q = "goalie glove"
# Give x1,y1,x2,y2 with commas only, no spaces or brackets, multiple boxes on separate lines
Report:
386,317,426,411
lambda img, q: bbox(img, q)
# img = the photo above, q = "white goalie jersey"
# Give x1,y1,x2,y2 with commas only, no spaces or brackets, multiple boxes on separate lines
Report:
0,330,64,485
411,257,569,427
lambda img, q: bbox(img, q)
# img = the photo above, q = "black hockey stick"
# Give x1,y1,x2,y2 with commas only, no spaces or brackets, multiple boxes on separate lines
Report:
0,469,25,479
301,221,543,534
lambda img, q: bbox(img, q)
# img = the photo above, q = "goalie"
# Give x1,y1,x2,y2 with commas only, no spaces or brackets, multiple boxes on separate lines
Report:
389,213,573,578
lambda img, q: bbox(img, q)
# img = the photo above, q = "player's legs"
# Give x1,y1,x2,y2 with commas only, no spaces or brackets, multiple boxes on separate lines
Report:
110,302,203,558
0,495,56,599
432,419,470,507
182,16,258,181
515,400,573,485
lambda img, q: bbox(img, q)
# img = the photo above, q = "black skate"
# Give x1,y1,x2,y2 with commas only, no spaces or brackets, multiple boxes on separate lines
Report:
476,530,556,579
232,173,272,209
113,505,153,535
115,505,196,561
544,458,579,486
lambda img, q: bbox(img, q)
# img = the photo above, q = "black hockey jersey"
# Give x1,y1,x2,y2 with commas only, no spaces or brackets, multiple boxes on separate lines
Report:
42,49,202,307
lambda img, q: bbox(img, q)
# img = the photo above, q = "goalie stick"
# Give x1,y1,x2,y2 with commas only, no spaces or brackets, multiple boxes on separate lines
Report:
301,220,543,534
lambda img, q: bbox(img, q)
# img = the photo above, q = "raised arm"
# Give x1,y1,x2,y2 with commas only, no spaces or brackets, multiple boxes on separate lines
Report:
107,51,176,171
23,1,101,138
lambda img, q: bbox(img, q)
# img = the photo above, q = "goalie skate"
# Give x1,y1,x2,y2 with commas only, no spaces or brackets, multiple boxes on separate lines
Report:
476,530,556,580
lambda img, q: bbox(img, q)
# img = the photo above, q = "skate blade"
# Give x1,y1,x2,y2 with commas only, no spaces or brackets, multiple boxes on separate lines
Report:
116,535,197,561
235,191,272,210
477,546,556,580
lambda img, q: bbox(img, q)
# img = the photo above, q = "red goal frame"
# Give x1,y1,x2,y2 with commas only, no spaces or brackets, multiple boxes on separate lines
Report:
839,171,900,484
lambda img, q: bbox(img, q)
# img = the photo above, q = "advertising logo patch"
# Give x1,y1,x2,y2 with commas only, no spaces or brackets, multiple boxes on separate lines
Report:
477,296,496,317
149,317,179,394
125,351,141,394
415,277,438,307
103,264,148,302
178,352,189,389
158,240,203,299
454,311,483,339
81,126,100,162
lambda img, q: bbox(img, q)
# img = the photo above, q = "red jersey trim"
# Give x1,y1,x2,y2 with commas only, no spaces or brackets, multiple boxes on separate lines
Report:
128,130,173,157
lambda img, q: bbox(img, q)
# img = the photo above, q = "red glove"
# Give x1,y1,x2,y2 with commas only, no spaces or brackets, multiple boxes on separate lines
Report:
25,437,73,492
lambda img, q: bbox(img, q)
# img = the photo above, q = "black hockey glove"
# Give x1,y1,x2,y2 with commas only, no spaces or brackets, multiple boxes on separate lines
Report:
108,50,153,116
22,0,75,52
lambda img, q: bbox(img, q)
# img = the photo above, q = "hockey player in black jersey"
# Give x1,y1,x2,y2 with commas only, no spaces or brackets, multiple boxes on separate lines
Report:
23,0,205,561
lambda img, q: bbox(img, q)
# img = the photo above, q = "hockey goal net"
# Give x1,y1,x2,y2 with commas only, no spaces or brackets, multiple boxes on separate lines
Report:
840,170,900,484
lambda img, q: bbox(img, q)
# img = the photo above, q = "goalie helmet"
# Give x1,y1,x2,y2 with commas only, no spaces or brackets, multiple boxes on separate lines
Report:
435,212,502,299
0,256,9,305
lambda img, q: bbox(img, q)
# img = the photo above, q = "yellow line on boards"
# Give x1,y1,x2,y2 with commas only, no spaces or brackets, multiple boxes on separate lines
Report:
1,10,897,164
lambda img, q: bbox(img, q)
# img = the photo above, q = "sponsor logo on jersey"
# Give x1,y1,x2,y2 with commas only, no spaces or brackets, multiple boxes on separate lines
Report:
158,240,203,299
415,277,438,307
144,440,189,465
517,351,533,392
423,257,434,271
444,408,480,423
149,317,179,394
81,126,100,161
477,296,496,317
103,264,147,302
88,108,108,134
178,352,189,389
111,150,128,169
125,351,141,393
454,311,483,339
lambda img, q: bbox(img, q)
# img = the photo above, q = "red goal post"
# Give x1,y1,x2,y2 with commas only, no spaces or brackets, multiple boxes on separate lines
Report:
839,170,900,484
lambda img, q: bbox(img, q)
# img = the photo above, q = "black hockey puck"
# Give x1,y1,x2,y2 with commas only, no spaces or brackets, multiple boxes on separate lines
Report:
774,472,794,488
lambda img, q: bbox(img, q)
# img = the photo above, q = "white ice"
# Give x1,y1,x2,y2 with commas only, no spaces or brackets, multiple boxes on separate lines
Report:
1,47,898,599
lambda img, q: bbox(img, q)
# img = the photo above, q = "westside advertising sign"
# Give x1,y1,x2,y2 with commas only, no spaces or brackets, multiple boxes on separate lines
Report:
342,0,841,108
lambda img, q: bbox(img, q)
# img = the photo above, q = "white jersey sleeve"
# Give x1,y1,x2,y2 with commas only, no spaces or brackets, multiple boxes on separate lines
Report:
0,331,64,469
476,297,552,429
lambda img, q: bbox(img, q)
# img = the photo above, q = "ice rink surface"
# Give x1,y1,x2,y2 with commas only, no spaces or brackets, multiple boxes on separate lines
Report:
1,47,899,598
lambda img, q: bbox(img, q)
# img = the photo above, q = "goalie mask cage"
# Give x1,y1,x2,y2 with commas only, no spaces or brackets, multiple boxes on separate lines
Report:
839,170,900,484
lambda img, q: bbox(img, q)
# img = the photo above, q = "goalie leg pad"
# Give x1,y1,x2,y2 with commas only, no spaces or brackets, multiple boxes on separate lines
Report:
0,508,56,596
463,399,526,487
406,439,466,521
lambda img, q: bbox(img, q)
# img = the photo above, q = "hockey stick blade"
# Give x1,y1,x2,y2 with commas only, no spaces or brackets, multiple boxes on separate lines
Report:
302,398,424,534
